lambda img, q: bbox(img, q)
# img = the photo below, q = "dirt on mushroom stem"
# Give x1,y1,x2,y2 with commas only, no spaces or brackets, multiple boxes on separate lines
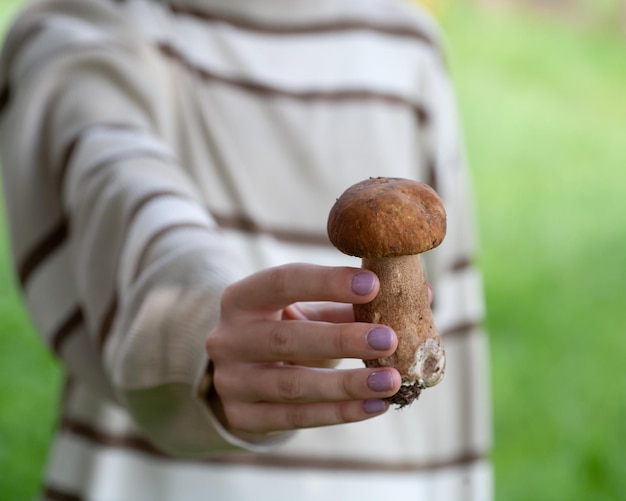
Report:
358,254,446,408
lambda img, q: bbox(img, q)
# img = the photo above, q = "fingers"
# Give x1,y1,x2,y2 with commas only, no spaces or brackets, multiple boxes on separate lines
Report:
222,399,391,435
205,263,429,435
213,365,400,434
208,322,400,433
222,264,379,314
216,365,400,404
215,321,397,363
284,302,355,323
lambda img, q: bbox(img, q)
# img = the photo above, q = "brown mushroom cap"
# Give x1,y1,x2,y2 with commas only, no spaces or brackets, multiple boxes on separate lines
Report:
327,177,446,258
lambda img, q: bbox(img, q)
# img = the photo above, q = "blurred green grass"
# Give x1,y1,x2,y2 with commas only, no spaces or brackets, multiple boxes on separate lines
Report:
1,1,625,500
0,5,62,501
0,17,62,501
442,2,626,500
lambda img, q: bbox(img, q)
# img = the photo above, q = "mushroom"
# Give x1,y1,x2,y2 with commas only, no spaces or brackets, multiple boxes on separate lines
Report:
327,177,447,407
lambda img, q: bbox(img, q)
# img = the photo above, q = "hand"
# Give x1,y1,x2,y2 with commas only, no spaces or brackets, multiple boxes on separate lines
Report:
205,263,401,436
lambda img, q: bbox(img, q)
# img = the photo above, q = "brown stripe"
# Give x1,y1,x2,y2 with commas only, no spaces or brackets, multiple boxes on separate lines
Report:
425,157,438,193
55,133,83,194
97,191,321,350
43,194,187,353
3,22,46,68
210,450,487,473
96,190,190,350
168,3,437,47
51,307,84,355
211,210,473,255
60,375,77,410
62,416,165,457
442,320,480,339
15,40,428,290
62,416,488,472
158,43,429,121
18,220,68,287
128,190,189,225
97,296,118,351
212,211,331,247
16,124,154,290
43,485,83,501
56,123,166,190
0,23,46,114
451,256,473,273
415,103,429,127
132,222,213,282
76,148,176,191
0,84,10,114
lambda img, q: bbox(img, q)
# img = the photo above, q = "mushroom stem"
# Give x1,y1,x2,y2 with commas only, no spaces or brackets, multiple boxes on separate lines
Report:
357,255,445,406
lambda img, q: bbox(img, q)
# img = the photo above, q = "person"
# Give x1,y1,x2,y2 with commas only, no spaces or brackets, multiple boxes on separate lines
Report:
0,0,492,499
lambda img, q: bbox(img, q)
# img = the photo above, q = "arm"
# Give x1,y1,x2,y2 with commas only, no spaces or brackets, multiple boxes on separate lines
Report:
0,0,242,456
0,0,400,457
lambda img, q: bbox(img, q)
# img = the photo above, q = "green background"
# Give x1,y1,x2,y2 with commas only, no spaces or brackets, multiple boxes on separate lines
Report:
1,0,625,499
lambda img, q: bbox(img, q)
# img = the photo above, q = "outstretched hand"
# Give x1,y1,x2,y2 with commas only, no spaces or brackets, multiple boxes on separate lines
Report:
205,263,402,436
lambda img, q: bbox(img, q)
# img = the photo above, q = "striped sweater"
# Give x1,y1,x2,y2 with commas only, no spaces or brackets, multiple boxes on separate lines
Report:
0,0,492,499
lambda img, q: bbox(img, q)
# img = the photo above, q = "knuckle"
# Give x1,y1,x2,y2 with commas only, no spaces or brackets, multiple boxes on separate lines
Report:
266,265,290,295
285,405,310,429
276,372,304,401
211,365,246,403
334,403,351,423
205,331,221,360
268,325,296,359
205,326,219,349
210,366,230,394
340,373,359,400
223,403,248,431
333,323,354,356
205,326,229,361
334,402,364,424
220,283,238,313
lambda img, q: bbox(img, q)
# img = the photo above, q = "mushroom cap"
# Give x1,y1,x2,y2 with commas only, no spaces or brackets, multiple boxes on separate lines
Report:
327,177,446,258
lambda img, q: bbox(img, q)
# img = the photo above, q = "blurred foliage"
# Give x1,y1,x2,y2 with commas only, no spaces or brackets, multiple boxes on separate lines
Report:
441,1,626,499
0,3,62,500
414,0,448,15
467,0,625,31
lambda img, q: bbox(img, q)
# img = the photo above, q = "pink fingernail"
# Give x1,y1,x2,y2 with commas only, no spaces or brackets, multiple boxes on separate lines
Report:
367,371,394,392
352,272,375,295
363,399,387,414
367,327,394,351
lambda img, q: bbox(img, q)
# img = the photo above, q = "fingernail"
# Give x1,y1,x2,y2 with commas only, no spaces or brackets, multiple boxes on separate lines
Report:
367,371,394,392
367,327,394,351
363,399,388,414
351,272,375,296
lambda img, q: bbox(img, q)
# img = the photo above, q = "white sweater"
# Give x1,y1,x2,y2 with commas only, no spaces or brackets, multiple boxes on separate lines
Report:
0,0,492,499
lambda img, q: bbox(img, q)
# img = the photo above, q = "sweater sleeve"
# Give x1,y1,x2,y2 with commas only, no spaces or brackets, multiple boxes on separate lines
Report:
406,9,491,457
0,0,287,457
409,17,483,326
